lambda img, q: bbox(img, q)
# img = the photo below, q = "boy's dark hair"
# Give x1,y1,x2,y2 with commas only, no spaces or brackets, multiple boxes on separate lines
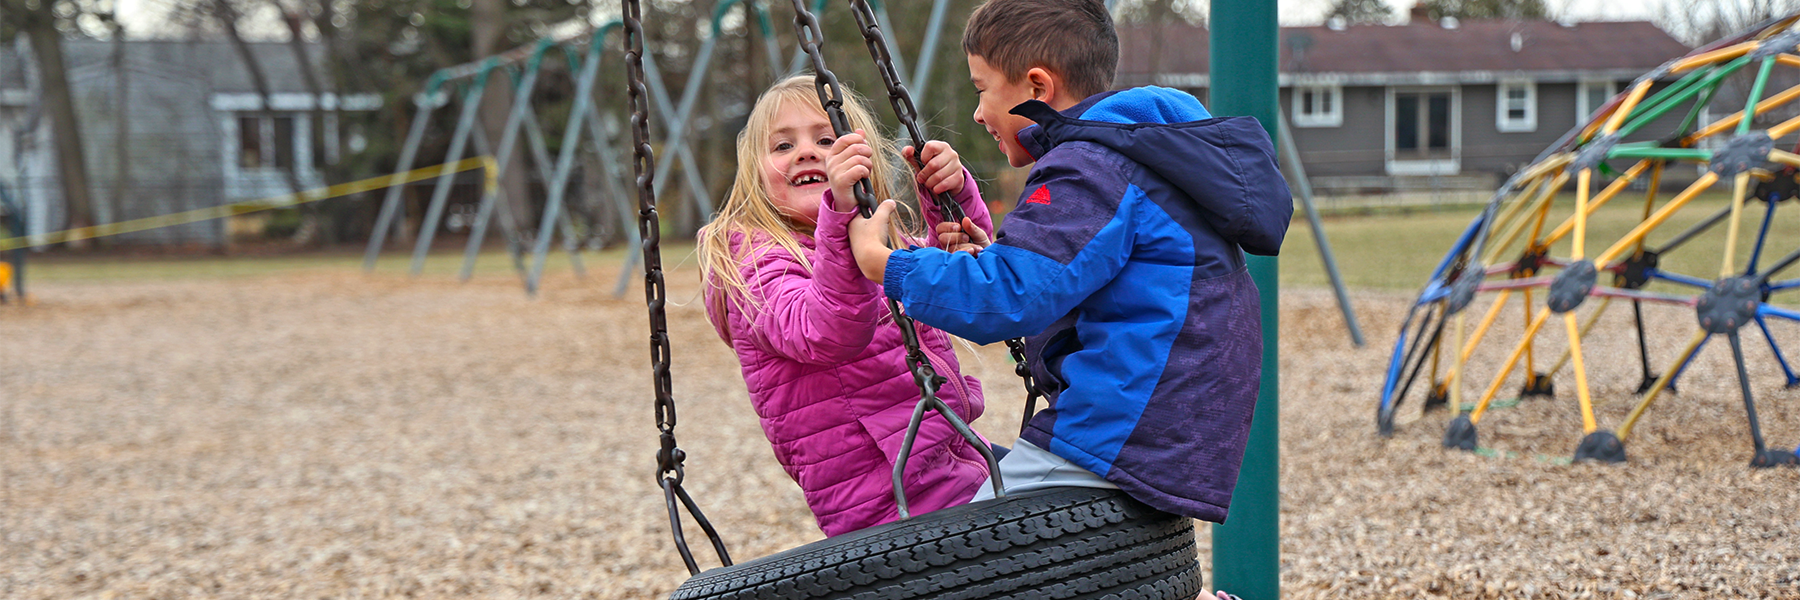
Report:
962,0,1118,99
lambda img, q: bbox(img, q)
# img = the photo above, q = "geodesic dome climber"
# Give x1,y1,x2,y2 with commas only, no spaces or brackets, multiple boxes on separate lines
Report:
1377,15,1800,468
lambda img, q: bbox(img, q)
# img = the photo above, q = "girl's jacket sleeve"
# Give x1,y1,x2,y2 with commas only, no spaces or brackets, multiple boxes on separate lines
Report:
881,146,1133,344
729,198,883,365
916,167,994,249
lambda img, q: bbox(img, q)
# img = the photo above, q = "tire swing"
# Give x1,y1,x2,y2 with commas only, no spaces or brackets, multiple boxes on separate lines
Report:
618,2,1203,598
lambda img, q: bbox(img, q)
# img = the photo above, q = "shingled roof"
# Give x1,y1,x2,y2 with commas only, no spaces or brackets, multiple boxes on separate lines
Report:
1119,19,1692,87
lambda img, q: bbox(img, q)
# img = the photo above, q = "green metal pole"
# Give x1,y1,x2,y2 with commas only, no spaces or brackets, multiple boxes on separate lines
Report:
1209,0,1279,598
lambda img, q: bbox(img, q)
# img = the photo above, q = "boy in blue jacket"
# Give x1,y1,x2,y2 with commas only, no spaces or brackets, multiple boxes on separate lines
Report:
843,0,1292,524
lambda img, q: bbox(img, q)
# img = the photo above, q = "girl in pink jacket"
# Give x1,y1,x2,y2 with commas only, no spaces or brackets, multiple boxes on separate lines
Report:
697,76,995,537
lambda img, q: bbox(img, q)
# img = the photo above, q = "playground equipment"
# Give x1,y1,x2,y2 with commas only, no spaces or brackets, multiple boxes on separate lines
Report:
628,0,1220,597
362,26,620,293
0,181,23,304
1377,14,1800,468
362,0,953,297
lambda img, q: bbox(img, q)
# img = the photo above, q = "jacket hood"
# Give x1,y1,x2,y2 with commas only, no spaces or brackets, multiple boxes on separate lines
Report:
1013,87,1293,256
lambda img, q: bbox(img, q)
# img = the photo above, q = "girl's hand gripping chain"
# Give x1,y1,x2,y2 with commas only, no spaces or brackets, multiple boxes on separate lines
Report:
826,129,876,213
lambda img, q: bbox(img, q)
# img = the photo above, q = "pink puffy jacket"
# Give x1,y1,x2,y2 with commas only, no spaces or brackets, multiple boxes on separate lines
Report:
704,182,994,537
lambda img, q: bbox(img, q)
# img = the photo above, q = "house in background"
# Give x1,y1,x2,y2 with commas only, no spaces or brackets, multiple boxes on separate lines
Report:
0,39,379,245
1116,7,1693,198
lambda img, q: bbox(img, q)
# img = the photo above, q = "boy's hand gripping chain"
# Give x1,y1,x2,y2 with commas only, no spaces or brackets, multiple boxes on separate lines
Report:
844,0,964,224
625,0,732,575
791,0,1004,517
841,0,1045,436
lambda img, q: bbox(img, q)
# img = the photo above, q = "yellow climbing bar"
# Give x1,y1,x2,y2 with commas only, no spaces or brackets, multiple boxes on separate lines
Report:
1470,307,1553,424
1596,172,1720,266
1616,329,1712,441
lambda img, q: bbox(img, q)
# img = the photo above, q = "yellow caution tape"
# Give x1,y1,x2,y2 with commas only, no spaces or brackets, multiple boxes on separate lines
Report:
0,156,498,251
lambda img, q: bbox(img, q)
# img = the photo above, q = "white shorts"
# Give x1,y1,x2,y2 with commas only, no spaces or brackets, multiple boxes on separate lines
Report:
969,439,1118,504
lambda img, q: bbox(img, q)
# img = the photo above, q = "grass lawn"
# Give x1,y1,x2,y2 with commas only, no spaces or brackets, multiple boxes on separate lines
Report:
14,191,1800,304
1281,192,1800,297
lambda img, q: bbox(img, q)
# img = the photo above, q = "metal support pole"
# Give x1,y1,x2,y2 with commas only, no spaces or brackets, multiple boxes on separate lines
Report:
1210,0,1279,597
459,63,541,282
649,29,722,222
1277,113,1364,347
519,99,588,278
465,123,528,278
363,92,440,271
581,111,647,299
642,52,717,220
526,40,604,296
753,1,785,75
910,0,950,98
410,75,490,276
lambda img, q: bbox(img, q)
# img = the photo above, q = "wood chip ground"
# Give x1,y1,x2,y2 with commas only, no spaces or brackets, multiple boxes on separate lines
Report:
2,264,1795,599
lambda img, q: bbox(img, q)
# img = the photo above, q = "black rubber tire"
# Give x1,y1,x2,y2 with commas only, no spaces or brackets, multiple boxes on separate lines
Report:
669,487,1202,600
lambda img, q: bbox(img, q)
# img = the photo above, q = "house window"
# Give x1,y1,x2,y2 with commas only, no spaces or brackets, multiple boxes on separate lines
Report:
1387,86,1461,176
237,114,299,171
1578,79,1617,123
1496,81,1536,133
238,116,263,169
1395,91,1453,158
272,116,295,169
1292,85,1342,127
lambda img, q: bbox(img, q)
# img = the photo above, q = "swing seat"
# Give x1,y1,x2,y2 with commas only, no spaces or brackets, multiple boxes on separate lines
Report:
670,486,1201,600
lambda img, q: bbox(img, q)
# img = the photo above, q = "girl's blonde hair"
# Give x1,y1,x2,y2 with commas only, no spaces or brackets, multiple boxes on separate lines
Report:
699,75,916,336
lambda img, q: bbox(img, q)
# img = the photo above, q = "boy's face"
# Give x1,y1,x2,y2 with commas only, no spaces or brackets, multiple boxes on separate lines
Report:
968,54,1039,168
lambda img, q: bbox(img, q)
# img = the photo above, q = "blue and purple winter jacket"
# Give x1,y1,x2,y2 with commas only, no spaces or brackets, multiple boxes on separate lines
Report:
880,87,1292,522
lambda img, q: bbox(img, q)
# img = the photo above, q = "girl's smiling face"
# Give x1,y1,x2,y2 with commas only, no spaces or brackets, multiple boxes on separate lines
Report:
762,102,838,228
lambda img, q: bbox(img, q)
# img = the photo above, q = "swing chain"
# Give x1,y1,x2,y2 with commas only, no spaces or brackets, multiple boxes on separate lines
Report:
840,0,1043,428
844,0,963,223
792,3,877,216
625,0,731,575
1005,338,1044,433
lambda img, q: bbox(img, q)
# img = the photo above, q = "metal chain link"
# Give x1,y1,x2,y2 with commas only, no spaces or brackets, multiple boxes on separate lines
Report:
842,0,1044,431
625,0,731,575
792,5,877,217
789,0,1002,517
843,0,962,224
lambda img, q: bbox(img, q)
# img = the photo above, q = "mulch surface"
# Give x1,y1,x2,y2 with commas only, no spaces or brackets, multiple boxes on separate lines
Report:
2,263,1795,599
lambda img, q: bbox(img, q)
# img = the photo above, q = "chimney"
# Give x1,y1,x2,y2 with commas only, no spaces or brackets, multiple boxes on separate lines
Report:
1410,5,1431,24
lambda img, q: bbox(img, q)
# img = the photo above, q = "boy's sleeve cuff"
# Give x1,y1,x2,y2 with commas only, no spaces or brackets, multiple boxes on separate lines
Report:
883,250,917,301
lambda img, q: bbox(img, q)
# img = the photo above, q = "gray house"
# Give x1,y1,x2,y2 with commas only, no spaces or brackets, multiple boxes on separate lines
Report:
0,39,379,245
1117,12,1693,196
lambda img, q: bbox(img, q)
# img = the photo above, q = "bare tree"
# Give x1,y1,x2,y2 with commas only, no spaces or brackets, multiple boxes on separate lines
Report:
8,0,98,244
1326,0,1394,24
282,6,332,244
213,0,312,245
109,20,129,240
1417,0,1551,20
472,0,533,245
1655,0,1800,45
